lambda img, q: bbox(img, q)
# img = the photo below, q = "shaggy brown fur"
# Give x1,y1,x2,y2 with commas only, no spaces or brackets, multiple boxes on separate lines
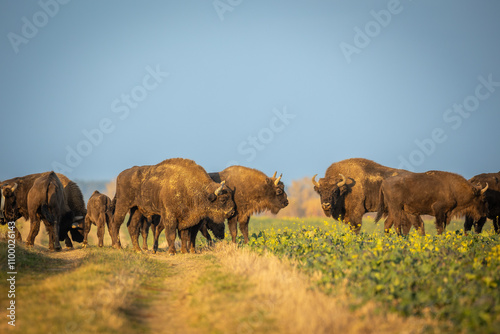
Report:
0,172,85,246
464,172,500,234
110,158,235,254
376,170,489,235
313,158,409,233
26,172,69,251
195,166,289,245
84,190,113,247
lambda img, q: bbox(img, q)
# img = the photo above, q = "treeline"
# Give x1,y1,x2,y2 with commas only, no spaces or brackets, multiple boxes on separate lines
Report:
269,177,323,218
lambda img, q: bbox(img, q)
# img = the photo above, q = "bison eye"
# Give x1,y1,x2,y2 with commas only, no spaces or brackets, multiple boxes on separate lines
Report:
276,189,283,195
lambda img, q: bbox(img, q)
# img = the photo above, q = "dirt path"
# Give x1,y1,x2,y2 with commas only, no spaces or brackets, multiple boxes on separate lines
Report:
19,243,432,334
144,253,213,334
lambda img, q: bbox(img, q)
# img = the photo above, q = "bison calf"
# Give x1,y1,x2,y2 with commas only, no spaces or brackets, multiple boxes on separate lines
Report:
85,190,113,247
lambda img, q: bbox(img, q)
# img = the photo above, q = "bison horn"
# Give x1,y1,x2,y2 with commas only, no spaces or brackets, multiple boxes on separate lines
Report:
312,174,319,187
272,171,277,178
337,174,346,187
481,182,489,194
274,174,282,186
215,181,226,196
9,183,18,192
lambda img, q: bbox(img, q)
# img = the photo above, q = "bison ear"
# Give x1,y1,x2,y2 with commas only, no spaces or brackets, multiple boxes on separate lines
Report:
208,193,217,202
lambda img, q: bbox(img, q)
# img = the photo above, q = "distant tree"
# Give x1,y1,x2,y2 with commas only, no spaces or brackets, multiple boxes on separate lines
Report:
260,177,322,218
104,178,116,198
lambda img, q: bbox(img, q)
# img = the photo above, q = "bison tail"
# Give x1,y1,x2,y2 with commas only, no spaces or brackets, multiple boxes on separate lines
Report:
374,188,386,223
110,195,117,215
40,204,56,225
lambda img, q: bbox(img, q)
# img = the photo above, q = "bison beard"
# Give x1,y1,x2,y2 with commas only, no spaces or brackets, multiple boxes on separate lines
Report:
110,158,235,255
376,170,489,235
313,158,409,233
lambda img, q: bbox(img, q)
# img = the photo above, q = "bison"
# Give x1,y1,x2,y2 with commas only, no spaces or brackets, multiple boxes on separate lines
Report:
464,172,500,234
25,172,72,250
110,158,235,254
84,190,113,247
312,158,408,233
187,166,289,246
0,172,85,247
375,170,489,235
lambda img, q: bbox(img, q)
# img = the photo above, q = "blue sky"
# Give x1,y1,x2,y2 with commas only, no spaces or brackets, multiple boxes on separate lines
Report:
1,0,500,184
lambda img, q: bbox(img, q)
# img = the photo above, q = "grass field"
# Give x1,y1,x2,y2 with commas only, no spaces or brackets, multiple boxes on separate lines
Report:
1,215,499,333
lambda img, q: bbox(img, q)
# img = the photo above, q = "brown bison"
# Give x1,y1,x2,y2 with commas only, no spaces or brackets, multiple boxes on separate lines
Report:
193,166,289,246
312,158,408,233
110,158,235,254
0,172,85,247
25,172,72,250
375,170,489,235
464,172,500,234
84,190,113,247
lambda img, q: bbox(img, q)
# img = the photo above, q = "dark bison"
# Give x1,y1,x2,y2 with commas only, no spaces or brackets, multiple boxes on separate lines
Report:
110,158,235,254
464,172,500,234
25,172,72,250
312,158,408,233
84,190,113,247
196,166,289,245
0,172,85,247
1,183,20,240
375,170,489,235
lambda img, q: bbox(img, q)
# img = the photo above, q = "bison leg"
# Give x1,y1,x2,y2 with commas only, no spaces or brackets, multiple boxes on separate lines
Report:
179,228,190,254
199,219,213,247
43,219,61,251
383,215,394,234
345,213,363,234
228,216,238,243
97,214,108,248
83,215,92,247
127,210,143,252
239,216,250,244
152,221,164,254
141,216,151,251
162,214,177,255
474,217,487,234
464,215,474,234
188,223,201,253
110,205,130,249
491,216,499,234
26,218,41,247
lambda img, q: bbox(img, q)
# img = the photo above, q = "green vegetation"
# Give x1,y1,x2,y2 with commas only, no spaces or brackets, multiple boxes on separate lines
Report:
246,217,500,333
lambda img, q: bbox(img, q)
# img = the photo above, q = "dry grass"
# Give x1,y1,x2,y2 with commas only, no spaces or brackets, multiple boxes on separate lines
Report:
214,242,435,334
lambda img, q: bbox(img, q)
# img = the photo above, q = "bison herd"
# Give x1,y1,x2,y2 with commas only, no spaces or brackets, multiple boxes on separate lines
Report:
1,157,498,253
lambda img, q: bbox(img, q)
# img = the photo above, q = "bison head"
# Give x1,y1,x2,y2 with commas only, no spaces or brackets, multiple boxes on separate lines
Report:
207,181,236,221
266,172,289,214
312,174,350,219
207,220,225,240
467,182,490,222
0,183,19,223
